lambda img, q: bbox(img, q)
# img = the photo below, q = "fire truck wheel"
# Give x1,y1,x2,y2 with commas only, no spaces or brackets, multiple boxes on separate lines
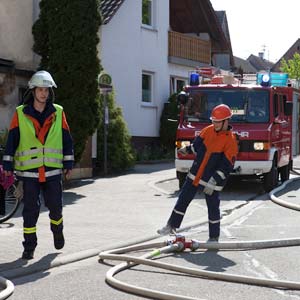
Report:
263,159,279,192
279,162,290,183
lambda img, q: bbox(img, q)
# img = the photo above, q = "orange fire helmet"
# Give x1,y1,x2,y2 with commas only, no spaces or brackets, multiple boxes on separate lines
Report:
210,104,233,121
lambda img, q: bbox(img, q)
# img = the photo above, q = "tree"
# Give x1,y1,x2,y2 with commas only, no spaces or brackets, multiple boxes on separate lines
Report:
280,52,300,87
96,92,135,173
32,0,102,162
159,93,179,151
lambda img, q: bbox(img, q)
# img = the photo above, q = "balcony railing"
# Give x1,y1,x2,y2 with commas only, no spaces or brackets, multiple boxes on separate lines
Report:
168,31,211,64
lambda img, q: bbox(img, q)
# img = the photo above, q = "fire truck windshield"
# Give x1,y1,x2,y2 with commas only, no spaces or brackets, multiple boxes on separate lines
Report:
184,89,269,123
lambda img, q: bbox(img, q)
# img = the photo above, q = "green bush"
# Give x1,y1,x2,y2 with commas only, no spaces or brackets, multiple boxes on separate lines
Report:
159,93,179,151
96,92,135,173
280,52,300,84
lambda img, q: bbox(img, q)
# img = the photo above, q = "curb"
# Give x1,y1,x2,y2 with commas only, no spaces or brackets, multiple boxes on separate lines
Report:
1,234,162,280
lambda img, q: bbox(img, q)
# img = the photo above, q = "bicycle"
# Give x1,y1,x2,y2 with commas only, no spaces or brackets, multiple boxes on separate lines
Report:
0,146,20,224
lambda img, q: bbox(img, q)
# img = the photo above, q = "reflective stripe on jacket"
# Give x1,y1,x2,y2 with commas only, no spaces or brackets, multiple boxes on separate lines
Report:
14,104,63,171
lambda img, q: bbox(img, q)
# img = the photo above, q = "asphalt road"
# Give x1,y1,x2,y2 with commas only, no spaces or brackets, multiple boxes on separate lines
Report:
3,164,300,300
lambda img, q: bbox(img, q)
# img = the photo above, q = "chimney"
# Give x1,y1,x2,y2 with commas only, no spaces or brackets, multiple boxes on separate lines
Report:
258,52,264,59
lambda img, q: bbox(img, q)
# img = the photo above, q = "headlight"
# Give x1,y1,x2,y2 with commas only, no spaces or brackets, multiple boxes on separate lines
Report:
253,142,264,150
253,142,270,151
176,140,191,148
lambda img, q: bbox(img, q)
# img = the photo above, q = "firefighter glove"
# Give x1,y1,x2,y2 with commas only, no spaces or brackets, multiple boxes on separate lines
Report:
14,181,23,201
178,146,188,156
203,177,217,196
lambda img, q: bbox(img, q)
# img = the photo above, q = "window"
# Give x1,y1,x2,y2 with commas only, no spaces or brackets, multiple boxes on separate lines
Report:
279,95,284,115
282,95,288,115
142,73,153,103
176,79,186,93
170,77,187,94
142,0,152,26
273,94,279,117
183,89,269,123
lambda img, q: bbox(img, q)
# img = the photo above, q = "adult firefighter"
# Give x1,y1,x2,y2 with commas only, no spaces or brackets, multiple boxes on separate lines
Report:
3,70,74,259
158,104,238,241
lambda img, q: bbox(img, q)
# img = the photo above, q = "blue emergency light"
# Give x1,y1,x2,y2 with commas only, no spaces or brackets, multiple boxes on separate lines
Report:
190,73,200,86
257,72,288,87
261,74,270,87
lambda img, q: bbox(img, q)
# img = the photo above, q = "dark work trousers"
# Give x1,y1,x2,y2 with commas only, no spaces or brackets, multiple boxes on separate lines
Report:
167,177,221,238
22,180,63,251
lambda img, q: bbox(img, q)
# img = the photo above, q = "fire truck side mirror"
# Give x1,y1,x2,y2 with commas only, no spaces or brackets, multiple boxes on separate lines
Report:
177,91,188,105
284,102,293,116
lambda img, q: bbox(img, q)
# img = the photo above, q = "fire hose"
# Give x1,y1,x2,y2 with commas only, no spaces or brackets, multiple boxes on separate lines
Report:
270,176,300,210
291,167,300,176
0,276,14,300
99,178,300,300
1,177,298,299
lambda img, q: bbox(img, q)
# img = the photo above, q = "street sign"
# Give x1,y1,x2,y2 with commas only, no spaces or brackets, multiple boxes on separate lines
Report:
98,72,112,92
99,87,112,94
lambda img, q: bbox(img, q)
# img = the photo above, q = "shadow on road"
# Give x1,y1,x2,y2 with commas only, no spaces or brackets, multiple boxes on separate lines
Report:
63,178,95,190
0,252,60,284
178,250,236,272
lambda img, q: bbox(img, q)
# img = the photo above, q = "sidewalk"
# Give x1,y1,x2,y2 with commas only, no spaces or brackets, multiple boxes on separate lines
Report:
0,162,180,279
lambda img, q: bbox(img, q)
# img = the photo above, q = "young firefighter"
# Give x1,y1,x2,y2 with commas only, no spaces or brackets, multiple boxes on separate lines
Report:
157,104,238,241
3,70,74,259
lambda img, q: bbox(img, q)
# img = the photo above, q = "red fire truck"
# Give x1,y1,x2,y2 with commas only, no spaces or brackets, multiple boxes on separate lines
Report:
175,69,300,192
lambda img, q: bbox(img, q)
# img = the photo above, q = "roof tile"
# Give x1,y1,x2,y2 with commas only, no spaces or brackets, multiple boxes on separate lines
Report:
100,0,125,24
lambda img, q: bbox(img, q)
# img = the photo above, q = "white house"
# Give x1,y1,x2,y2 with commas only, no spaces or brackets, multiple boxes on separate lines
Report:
100,0,233,148
0,0,233,176
0,0,39,135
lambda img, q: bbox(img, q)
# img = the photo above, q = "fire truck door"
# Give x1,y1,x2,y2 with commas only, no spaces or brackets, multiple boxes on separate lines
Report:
275,94,290,166
297,94,300,155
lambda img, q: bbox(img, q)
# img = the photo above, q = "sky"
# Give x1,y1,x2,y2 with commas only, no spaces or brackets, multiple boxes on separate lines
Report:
210,0,299,63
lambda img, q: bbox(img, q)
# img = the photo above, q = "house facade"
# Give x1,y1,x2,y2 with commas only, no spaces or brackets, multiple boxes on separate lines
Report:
100,0,171,146
0,0,39,135
100,0,233,148
0,0,233,176
0,0,233,145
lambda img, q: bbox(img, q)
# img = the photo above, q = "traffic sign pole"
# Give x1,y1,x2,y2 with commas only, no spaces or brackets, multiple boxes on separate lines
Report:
98,72,112,176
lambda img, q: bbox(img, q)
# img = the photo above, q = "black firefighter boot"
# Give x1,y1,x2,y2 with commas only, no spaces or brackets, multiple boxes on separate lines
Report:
22,250,35,260
53,231,65,250
21,232,37,260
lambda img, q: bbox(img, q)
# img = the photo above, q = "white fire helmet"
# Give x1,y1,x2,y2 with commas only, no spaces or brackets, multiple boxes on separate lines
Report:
28,70,57,89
